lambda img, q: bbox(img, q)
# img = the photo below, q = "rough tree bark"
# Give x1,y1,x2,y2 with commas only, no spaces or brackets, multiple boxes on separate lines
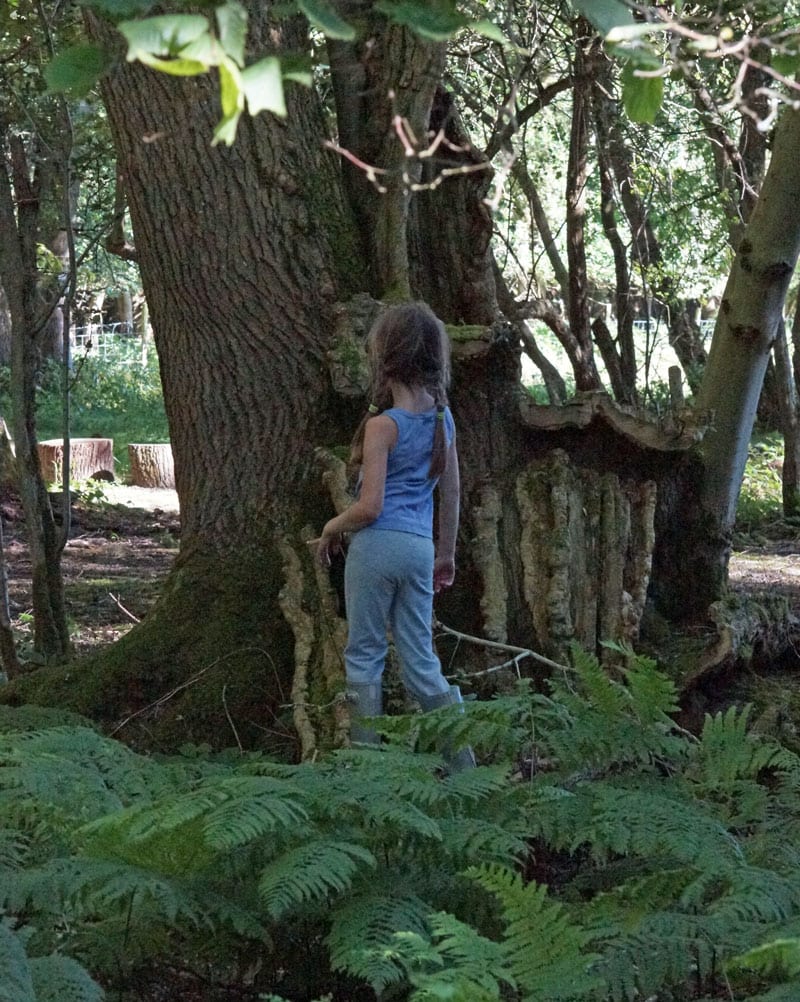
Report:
327,0,446,299
563,21,602,391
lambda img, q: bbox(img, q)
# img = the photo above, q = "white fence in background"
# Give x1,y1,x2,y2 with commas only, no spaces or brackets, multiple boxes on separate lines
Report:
72,324,148,366
632,318,716,340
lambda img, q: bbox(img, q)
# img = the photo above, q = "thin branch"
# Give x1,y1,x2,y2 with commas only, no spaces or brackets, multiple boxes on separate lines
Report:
434,618,571,673
108,592,140,624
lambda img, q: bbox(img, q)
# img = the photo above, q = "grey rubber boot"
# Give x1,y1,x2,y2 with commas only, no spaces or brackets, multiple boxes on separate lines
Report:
346,682,383,745
417,685,476,772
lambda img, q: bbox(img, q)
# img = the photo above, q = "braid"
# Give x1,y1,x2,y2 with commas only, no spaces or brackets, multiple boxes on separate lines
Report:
348,378,391,474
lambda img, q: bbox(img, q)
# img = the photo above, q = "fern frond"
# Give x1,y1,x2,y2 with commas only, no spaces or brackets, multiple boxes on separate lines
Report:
622,654,681,724
402,910,514,1002
740,989,800,1002
0,725,187,812
361,797,443,841
0,828,28,869
29,954,104,1002
0,920,102,1002
258,839,376,919
436,817,526,867
0,920,35,1002
200,776,310,848
728,937,800,979
690,705,785,788
466,863,601,1000
581,866,698,927
578,783,742,867
327,891,431,992
77,774,308,872
438,764,513,801
711,866,800,925
565,644,632,720
4,856,208,930
0,706,93,734
539,647,684,772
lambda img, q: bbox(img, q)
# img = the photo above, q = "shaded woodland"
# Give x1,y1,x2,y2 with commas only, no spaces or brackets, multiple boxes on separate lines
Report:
5,2,800,1000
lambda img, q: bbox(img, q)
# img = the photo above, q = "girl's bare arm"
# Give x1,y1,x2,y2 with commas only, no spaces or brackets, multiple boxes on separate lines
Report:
313,415,396,564
434,433,460,591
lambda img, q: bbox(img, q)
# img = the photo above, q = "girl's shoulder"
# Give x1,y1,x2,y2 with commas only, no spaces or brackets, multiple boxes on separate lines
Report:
365,412,399,449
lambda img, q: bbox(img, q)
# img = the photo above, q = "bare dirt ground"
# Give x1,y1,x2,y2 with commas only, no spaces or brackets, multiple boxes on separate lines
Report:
3,485,181,661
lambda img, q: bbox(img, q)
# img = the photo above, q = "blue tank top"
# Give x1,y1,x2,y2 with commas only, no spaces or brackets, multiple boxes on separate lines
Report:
362,406,455,538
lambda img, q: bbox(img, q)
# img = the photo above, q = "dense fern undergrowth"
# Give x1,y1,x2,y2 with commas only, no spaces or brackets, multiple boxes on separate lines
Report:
3,649,800,1001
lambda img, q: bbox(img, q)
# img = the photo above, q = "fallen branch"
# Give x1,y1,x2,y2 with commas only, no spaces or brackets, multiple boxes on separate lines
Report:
109,647,274,735
434,619,571,674
108,592,140,624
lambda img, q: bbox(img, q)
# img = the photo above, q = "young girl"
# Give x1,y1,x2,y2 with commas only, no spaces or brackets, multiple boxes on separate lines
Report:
315,302,474,769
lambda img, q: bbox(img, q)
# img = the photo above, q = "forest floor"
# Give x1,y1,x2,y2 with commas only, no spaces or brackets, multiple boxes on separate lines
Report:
3,482,800,676
2,484,181,663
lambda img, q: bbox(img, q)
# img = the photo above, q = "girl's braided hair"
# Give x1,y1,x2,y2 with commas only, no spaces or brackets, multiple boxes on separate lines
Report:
349,302,451,478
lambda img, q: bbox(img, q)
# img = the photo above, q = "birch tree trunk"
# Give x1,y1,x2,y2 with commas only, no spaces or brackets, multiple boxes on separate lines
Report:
653,104,800,617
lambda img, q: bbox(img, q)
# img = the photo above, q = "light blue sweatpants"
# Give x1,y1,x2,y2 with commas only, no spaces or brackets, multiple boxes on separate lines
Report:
344,528,451,700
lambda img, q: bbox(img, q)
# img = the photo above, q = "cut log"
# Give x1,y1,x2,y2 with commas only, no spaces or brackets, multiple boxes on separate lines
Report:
128,443,175,489
37,438,114,484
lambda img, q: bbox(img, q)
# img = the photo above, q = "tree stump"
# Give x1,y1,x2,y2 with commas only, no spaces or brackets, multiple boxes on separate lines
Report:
128,443,175,489
37,438,114,484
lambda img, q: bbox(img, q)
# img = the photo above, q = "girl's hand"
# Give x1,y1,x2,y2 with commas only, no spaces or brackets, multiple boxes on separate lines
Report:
312,524,343,567
433,555,455,593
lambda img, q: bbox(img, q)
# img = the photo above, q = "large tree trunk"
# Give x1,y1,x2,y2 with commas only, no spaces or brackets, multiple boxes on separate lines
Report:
327,2,446,299
27,7,366,747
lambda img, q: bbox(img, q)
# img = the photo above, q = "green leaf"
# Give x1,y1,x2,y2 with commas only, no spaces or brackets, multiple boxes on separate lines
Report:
280,53,313,87
137,53,208,76
211,58,245,146
119,14,209,60
43,44,110,96
570,0,635,38
216,0,248,67
297,0,356,41
621,62,664,124
179,31,224,66
218,57,245,119
606,22,665,42
375,0,468,41
241,57,287,117
470,19,508,44
29,955,104,1002
212,110,242,146
728,938,800,978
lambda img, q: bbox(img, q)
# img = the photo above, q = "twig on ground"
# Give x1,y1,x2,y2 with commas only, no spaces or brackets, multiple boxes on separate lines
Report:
222,683,243,754
434,619,571,673
110,647,274,735
108,592,140,624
